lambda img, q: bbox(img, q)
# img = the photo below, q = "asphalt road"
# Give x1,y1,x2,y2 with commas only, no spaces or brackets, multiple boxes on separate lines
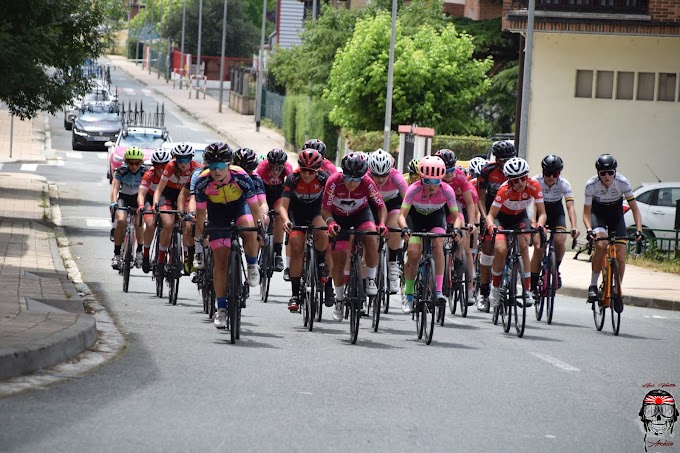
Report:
1,70,679,453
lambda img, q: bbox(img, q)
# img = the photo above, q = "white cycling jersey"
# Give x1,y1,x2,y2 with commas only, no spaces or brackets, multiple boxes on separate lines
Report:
584,173,634,206
533,174,574,204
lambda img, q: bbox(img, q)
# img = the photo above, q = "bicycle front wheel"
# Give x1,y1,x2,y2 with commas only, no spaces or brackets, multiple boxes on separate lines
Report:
535,266,546,321
546,252,557,325
512,259,526,338
458,261,469,318
423,258,436,345
228,249,242,344
610,259,622,335
259,240,273,303
307,248,317,332
122,228,133,293
348,259,362,344
593,269,607,331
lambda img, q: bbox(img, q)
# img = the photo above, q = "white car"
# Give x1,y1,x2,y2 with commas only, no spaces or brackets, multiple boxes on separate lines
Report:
624,182,680,246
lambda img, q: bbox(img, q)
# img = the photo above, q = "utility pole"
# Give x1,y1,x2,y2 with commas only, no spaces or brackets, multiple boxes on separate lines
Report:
195,0,204,99
166,0,173,81
254,0,267,130
179,0,187,89
382,0,397,153
518,0,536,159
148,0,154,74
218,0,228,112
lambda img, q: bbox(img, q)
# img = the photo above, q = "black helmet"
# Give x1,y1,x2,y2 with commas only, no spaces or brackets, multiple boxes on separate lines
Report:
203,142,232,164
595,154,617,171
341,152,368,178
435,149,457,169
302,139,327,158
234,148,259,171
491,140,516,160
267,148,287,165
541,154,564,172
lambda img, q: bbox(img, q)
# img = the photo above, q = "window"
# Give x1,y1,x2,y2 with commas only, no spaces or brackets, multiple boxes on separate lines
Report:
655,188,680,207
658,73,677,102
636,190,653,205
596,71,614,99
616,72,634,100
637,72,655,101
575,70,593,98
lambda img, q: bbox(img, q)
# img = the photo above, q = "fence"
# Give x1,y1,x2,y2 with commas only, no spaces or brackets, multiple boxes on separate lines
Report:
170,51,251,81
628,228,680,259
262,89,284,130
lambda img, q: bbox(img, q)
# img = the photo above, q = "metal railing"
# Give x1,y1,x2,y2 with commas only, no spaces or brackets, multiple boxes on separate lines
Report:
629,228,680,259
514,0,648,15
262,89,284,129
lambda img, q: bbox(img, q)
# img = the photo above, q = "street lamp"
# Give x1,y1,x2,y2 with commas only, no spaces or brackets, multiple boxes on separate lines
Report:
179,0,187,89
518,0,536,159
382,0,397,152
218,0,228,112
254,0,267,130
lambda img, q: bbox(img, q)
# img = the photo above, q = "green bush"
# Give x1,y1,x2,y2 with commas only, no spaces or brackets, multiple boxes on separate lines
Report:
282,95,339,158
432,135,492,161
345,130,399,153
283,95,301,148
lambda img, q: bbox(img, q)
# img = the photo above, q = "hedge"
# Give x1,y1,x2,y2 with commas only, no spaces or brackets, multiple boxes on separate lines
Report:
282,95,339,160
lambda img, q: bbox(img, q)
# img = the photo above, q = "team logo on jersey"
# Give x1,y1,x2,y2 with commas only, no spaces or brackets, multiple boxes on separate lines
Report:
522,193,528,199
495,195,502,202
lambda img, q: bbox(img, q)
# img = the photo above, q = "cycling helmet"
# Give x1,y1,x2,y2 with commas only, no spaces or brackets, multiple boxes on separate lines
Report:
203,142,232,165
233,147,259,171
151,148,172,165
541,154,564,172
302,139,327,158
124,146,144,161
341,152,368,178
267,148,288,165
298,149,324,170
172,142,194,158
435,149,457,169
503,157,530,179
491,140,516,160
418,156,446,180
595,154,617,171
407,158,420,175
468,157,487,176
368,149,392,175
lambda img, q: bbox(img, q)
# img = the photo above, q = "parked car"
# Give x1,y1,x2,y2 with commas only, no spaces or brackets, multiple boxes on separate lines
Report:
63,86,117,130
624,182,680,245
106,126,172,182
71,107,122,151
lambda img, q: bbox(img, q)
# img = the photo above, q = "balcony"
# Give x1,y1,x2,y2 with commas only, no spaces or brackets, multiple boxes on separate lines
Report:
514,0,648,15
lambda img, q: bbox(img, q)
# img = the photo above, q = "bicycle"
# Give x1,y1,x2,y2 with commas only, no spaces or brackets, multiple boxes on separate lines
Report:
147,211,164,298
155,209,186,306
367,233,391,332
192,224,215,318
258,210,277,304
470,220,487,313
534,230,576,324
491,228,541,338
286,225,328,331
409,230,457,345
443,226,473,322
590,233,641,336
116,206,141,293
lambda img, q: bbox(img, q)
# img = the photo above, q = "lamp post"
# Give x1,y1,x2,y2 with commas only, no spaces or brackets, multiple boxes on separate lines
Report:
254,0,267,130
148,0,154,74
179,0,187,89
382,0,397,153
195,0,204,99
218,0,228,112
518,0,536,159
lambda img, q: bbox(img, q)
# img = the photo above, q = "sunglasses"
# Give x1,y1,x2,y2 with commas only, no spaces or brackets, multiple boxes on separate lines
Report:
371,172,389,179
509,175,528,183
543,171,560,178
208,162,228,171
176,157,192,164
270,165,284,172
445,167,456,174
126,160,142,166
300,168,318,175
343,175,362,183
422,178,442,186
598,170,615,177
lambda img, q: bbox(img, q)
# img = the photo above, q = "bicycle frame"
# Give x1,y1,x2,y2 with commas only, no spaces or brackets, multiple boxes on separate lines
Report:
288,225,328,331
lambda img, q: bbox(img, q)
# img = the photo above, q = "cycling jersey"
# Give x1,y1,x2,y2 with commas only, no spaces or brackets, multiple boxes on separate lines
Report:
492,179,544,216
188,166,207,196
322,158,338,175
140,168,162,196
255,160,293,187
534,174,574,204
194,167,257,227
283,170,329,225
402,181,459,217
403,173,420,185
445,168,475,208
249,172,267,205
322,172,384,217
115,163,148,196
369,168,407,213
478,163,506,210
161,160,202,201
584,173,634,207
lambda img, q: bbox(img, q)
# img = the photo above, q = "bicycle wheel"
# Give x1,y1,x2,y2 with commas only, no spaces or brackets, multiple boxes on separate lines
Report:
414,273,425,340
205,248,216,318
499,265,510,332
122,228,133,293
546,252,557,325
422,258,436,345
348,259,362,344
229,248,242,344
372,251,383,332
168,231,181,306
512,259,527,338
259,240,273,303
458,260,469,318
445,250,456,315
307,248,317,332
316,279,324,323
593,269,607,331
535,267,546,321
610,260,622,336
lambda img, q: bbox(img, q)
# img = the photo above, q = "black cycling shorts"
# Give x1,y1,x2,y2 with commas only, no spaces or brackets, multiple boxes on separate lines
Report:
289,201,322,227
335,207,375,241
590,200,626,238
544,201,567,231
407,208,447,233
116,193,138,209
265,185,285,208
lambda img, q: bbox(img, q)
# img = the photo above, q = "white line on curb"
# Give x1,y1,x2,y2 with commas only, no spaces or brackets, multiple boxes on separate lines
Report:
20,164,38,172
530,352,581,372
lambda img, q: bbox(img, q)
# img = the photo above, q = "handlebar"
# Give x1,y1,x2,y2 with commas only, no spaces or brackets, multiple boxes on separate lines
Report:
591,234,643,254
284,225,329,245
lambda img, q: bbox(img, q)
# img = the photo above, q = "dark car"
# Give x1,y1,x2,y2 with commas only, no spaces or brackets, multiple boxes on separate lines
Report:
71,108,122,151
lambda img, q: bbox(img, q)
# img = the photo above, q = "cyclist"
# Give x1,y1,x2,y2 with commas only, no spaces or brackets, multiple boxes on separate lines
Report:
583,154,643,311
278,149,331,311
110,147,147,270
367,148,408,294
233,148,269,226
529,155,580,296
194,145,264,329
256,148,293,273
486,158,546,309
152,143,202,277
322,152,388,322
137,148,173,273
476,140,516,311
403,158,420,185
302,139,338,175
437,149,478,306
398,156,463,313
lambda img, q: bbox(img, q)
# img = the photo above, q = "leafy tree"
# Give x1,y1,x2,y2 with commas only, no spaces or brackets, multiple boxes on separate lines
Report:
324,13,492,134
0,1,109,119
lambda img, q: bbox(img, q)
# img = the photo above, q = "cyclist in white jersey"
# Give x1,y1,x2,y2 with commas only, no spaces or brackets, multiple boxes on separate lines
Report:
583,154,643,306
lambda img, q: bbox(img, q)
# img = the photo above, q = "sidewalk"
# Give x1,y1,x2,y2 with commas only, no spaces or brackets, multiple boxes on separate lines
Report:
0,110,96,380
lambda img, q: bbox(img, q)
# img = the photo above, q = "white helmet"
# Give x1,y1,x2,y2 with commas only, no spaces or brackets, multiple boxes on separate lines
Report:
151,148,172,165
368,148,392,175
468,157,487,176
503,157,530,179
172,142,194,157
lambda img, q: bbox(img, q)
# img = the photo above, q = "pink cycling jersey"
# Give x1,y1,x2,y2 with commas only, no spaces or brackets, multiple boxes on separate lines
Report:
402,181,459,216
444,168,476,209
322,159,338,175
322,172,384,217
368,168,408,202
255,160,293,186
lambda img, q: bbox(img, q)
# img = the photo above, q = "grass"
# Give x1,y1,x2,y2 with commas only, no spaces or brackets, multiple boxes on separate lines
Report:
629,255,680,275
40,189,50,222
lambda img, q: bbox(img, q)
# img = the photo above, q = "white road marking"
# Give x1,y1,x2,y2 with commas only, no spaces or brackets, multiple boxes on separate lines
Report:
85,218,112,228
66,152,83,159
20,164,38,172
124,88,136,95
142,89,154,96
545,435,557,439
0,164,3,171
530,352,580,372
47,159,64,166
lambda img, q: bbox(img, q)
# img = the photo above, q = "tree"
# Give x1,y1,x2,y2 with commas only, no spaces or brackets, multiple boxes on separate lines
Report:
0,1,109,119
324,13,492,134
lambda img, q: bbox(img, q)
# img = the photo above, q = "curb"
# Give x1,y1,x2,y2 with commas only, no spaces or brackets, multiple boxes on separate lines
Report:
559,285,680,311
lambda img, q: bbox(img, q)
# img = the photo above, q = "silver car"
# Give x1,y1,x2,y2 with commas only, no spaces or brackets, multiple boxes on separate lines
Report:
63,87,117,130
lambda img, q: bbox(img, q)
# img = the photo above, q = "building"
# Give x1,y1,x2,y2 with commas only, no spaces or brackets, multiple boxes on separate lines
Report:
503,0,680,217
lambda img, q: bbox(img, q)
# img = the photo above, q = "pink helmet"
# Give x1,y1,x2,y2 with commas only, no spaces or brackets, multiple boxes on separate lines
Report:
418,156,446,180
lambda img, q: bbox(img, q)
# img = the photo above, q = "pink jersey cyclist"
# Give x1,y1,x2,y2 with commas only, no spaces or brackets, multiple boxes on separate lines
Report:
368,168,408,214
322,158,338,176
255,159,294,208
402,180,459,233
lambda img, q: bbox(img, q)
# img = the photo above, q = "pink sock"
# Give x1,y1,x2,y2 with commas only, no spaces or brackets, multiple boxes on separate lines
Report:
435,274,443,293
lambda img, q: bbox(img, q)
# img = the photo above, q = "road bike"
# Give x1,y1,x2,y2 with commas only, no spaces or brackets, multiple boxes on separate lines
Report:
367,234,391,332
534,230,576,324
160,210,186,306
590,233,641,336
444,226,472,322
258,210,277,304
491,228,541,338
192,223,215,318
148,211,164,298
116,206,141,293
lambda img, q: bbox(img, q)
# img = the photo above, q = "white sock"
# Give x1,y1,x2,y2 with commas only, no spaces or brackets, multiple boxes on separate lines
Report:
335,285,345,301
366,266,377,279
591,272,599,286
285,256,290,268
